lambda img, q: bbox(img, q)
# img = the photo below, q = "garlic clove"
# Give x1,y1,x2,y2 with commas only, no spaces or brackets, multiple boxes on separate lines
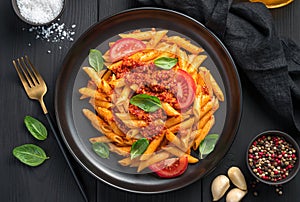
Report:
226,188,247,202
228,167,247,191
211,175,230,201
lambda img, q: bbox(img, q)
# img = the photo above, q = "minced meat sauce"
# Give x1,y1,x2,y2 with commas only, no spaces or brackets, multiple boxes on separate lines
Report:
110,57,182,140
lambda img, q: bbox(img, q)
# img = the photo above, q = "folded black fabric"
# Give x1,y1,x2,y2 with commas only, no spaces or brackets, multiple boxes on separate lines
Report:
137,0,300,133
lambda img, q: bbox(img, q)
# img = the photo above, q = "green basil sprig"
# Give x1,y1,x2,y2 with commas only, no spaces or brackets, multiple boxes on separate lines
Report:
199,134,219,159
13,144,49,167
24,116,47,140
130,138,149,159
154,57,178,69
130,94,162,112
89,49,104,72
92,142,109,159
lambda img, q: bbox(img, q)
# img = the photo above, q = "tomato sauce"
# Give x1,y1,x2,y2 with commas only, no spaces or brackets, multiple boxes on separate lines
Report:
110,58,181,139
110,56,196,140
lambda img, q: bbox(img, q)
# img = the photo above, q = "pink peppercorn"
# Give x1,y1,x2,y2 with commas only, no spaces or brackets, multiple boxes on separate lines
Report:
248,134,298,183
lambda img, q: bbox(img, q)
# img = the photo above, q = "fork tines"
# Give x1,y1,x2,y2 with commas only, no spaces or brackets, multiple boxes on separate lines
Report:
13,56,41,88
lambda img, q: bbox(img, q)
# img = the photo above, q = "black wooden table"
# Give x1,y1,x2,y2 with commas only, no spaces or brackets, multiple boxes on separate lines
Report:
1,0,299,201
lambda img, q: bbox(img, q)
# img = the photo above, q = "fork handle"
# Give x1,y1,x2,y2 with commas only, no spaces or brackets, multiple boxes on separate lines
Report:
39,98,48,114
45,113,89,202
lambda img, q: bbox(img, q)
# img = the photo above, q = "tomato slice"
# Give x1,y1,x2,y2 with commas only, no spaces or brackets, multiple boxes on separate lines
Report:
175,69,196,109
109,38,146,62
148,156,188,178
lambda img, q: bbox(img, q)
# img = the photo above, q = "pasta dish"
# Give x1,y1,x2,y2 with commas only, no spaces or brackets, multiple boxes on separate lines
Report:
78,28,224,178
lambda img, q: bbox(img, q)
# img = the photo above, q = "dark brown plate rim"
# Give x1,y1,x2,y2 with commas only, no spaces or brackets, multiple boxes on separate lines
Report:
55,7,242,194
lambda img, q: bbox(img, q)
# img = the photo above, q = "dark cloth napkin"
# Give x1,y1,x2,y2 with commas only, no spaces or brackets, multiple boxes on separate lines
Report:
138,0,300,133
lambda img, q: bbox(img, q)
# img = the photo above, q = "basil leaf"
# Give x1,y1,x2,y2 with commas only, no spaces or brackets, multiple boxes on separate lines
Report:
89,49,104,72
13,144,49,166
24,116,47,140
130,94,162,112
154,57,178,69
92,142,109,159
199,134,219,159
130,138,149,159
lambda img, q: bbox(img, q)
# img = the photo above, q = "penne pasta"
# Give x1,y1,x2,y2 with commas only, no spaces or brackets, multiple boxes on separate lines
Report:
193,116,215,150
162,146,199,164
96,107,125,136
79,87,107,101
155,43,173,53
190,55,207,71
165,115,189,128
108,143,130,157
139,49,161,62
180,128,192,149
177,47,188,71
89,136,112,144
198,110,214,130
188,54,197,64
82,109,109,131
200,98,214,119
82,67,102,87
137,152,170,172
101,69,112,81
140,132,165,161
118,157,140,167
193,95,202,122
169,117,195,133
161,102,180,116
80,28,224,176
119,30,155,40
126,129,140,139
107,60,123,70
89,98,113,109
186,129,201,149
116,86,132,105
83,109,123,144
200,67,213,98
167,36,204,54
109,77,125,88
118,157,133,166
96,107,113,121
201,94,211,107
165,130,184,150
100,79,112,95
122,119,148,128
146,30,168,49
201,67,224,102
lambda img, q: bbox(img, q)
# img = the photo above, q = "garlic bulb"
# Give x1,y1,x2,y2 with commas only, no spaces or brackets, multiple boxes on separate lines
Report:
211,175,230,201
226,188,247,202
228,167,247,191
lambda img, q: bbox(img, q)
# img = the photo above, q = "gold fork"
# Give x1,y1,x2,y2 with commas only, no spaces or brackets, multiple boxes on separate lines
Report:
13,56,48,114
12,56,88,202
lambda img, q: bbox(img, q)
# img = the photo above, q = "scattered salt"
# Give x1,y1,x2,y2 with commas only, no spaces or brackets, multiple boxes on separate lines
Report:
16,0,64,24
19,2,76,53
26,21,76,43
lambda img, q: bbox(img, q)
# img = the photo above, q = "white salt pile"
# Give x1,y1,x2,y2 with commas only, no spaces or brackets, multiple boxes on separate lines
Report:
16,0,64,24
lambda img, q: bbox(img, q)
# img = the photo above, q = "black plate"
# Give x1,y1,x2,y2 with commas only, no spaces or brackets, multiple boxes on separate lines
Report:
55,8,242,193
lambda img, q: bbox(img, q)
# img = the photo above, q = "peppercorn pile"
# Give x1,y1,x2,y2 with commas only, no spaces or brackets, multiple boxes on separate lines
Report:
248,135,298,182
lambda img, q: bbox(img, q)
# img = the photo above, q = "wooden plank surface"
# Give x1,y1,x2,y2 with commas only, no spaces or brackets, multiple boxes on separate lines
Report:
0,0,299,202
0,0,98,201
